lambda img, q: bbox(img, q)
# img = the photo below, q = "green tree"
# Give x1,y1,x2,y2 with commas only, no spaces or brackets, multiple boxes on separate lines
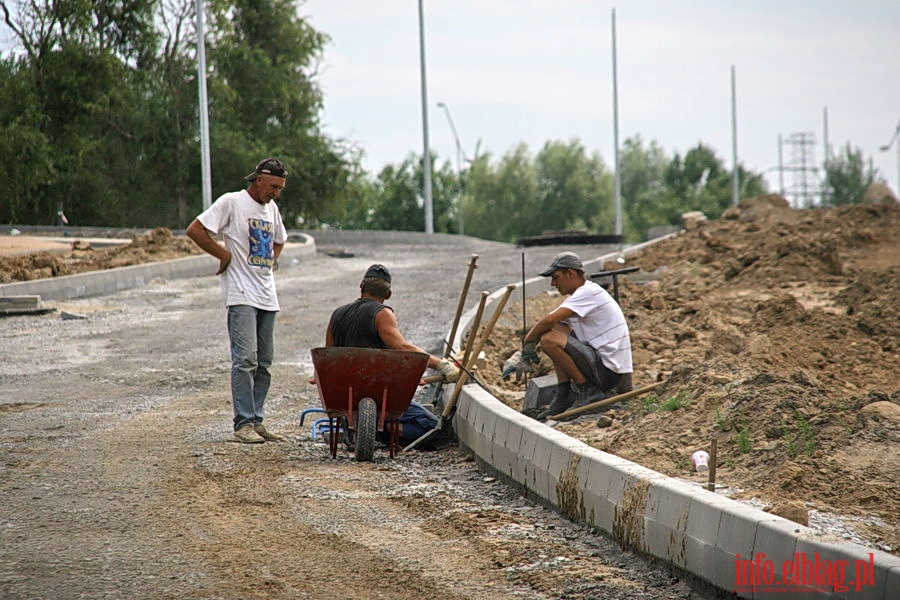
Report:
0,0,354,228
205,0,355,228
660,143,767,225
464,144,539,242
358,153,457,232
535,139,613,234
821,144,880,206
0,0,160,225
462,141,614,243
619,135,669,242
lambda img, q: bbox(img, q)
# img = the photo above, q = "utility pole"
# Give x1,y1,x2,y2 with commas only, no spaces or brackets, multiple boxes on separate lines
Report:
611,8,622,237
417,0,434,234
730,65,739,206
196,0,211,210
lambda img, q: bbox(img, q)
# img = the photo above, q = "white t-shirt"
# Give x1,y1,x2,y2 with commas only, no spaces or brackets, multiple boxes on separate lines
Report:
196,189,287,311
559,279,633,373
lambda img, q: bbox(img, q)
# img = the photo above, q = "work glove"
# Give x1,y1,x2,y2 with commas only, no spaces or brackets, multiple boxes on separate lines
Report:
520,341,540,365
501,350,534,383
435,358,460,382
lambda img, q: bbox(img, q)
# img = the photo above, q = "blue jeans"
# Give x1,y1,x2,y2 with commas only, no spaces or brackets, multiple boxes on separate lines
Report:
227,305,277,430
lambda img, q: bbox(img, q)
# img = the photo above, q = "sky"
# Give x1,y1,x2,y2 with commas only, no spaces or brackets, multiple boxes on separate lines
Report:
299,0,900,200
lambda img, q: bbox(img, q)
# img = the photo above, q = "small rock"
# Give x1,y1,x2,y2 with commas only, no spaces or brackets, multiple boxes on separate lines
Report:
61,311,88,320
595,415,614,428
767,500,809,526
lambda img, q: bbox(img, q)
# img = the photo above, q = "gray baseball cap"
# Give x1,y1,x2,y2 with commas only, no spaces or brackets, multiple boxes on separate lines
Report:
539,252,584,276
363,264,391,283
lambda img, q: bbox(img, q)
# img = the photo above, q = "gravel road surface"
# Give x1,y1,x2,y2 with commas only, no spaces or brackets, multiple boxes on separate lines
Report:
1,235,716,599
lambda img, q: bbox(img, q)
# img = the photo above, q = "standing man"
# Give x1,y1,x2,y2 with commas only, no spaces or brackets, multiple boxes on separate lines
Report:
186,158,289,443
326,264,459,446
522,252,633,420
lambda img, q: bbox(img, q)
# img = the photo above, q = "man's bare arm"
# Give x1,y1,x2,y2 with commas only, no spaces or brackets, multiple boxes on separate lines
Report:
186,219,232,275
375,308,440,368
523,306,575,344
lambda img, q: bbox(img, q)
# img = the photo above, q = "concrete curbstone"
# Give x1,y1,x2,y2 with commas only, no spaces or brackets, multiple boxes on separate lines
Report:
752,518,806,600
448,241,900,600
642,476,701,570
0,237,316,300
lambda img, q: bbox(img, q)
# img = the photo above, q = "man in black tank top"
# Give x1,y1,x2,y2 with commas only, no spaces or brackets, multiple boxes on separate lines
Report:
326,265,459,446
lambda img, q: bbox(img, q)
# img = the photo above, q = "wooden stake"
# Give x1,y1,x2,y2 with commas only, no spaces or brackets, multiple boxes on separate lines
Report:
708,437,718,492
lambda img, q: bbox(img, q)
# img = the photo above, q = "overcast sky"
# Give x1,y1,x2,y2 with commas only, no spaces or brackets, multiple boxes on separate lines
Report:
301,0,900,200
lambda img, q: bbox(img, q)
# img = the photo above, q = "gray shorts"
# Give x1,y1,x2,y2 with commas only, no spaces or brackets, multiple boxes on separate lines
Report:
565,335,631,394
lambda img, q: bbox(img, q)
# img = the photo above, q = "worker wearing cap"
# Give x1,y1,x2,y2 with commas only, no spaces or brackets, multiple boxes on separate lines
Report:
326,264,459,446
523,251,633,420
186,158,289,443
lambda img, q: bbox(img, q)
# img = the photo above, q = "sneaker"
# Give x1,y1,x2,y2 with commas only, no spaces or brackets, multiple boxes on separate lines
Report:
537,383,573,421
568,381,606,413
254,424,285,442
234,424,265,443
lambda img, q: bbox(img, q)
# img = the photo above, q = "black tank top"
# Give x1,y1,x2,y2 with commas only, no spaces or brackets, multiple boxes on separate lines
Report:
328,298,390,348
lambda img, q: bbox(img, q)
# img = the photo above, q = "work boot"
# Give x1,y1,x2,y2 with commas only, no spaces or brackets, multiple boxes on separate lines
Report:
254,423,285,442
537,383,573,421
234,424,265,443
567,381,606,415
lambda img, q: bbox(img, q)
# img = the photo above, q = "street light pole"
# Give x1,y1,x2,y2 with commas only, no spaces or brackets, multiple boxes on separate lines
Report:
610,8,622,237
196,0,211,210
880,121,900,196
437,101,467,235
417,0,434,234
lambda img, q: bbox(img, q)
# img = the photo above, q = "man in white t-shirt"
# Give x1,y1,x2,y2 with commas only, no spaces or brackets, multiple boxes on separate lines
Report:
186,158,289,443
521,252,633,421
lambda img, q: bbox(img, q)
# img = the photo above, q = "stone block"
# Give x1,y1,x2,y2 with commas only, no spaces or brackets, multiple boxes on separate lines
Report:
522,374,558,413
794,536,900,600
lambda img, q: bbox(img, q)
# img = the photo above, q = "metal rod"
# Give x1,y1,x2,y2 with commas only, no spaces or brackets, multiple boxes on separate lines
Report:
611,8,622,236
417,0,433,234
195,0,211,210
730,65,739,206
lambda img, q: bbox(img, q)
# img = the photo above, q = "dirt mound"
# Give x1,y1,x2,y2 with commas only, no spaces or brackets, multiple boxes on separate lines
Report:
481,197,899,554
0,228,201,283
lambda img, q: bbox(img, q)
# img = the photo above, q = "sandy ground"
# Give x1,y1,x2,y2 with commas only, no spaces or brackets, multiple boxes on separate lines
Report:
0,235,74,255
482,198,899,556
1,233,711,599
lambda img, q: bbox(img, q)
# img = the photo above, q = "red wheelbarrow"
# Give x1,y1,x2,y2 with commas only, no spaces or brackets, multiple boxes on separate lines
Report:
310,347,430,461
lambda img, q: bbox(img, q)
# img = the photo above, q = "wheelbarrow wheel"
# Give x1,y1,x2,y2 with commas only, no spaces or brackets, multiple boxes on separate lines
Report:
354,397,377,462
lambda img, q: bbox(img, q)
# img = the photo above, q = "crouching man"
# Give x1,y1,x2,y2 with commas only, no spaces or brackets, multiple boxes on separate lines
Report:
523,252,633,420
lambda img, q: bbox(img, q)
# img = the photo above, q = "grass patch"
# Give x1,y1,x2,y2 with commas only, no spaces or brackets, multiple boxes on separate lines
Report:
642,393,688,414
737,426,752,454
786,414,816,458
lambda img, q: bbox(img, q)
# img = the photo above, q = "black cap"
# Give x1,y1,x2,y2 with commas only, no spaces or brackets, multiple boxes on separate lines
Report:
539,252,584,276
363,264,391,283
244,158,288,181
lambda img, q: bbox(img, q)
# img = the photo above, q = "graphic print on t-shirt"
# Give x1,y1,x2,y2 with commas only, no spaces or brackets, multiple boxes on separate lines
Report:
246,217,275,269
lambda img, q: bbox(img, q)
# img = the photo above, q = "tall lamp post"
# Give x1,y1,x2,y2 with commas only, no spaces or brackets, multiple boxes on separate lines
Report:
880,121,900,196
196,0,211,210
417,0,434,234
437,101,467,235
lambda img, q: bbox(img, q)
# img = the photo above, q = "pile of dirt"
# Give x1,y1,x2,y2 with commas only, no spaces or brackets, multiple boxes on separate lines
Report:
0,227,201,283
480,196,899,554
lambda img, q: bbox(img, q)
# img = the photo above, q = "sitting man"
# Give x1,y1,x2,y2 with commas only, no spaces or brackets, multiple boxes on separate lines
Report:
326,264,459,446
522,252,633,420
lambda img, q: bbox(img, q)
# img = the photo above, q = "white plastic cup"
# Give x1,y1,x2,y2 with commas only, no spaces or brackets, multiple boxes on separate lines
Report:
691,450,710,473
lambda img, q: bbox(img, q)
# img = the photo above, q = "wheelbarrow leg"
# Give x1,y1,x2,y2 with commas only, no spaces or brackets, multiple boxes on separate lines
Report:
329,416,339,459
387,418,400,458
